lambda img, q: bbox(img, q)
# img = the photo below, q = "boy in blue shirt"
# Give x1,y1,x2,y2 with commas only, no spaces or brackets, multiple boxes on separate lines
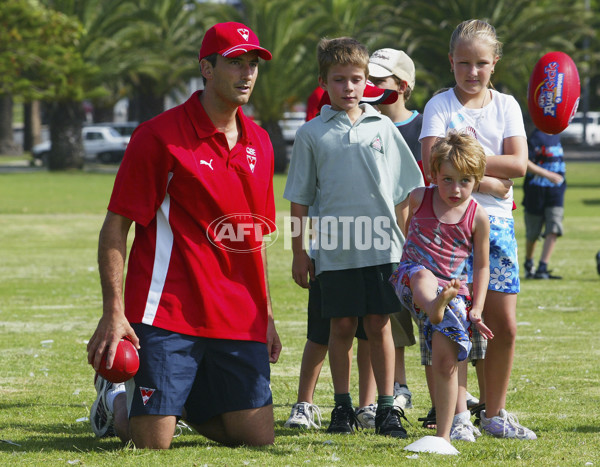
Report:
284,37,423,437
522,129,566,279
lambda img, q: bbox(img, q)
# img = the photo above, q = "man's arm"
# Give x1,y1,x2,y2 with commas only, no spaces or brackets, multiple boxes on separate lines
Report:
262,247,282,363
87,211,139,371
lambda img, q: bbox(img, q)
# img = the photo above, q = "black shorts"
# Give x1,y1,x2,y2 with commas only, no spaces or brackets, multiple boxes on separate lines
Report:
307,274,367,345
318,263,401,319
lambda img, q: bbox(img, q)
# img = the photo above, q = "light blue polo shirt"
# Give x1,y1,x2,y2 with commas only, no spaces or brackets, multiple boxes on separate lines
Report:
284,103,424,274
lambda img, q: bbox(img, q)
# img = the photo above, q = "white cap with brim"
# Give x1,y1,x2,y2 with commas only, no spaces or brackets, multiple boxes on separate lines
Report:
369,48,415,90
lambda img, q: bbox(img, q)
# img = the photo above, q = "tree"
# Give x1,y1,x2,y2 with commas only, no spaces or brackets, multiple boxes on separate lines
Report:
37,0,132,169
0,0,84,156
107,0,209,123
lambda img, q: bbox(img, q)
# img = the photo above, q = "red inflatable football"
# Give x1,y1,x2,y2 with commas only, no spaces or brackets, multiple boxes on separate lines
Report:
527,51,580,134
98,338,139,383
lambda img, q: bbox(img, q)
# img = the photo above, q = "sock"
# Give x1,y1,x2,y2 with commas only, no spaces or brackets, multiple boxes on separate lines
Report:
537,261,548,272
377,395,394,412
106,382,126,413
525,258,534,269
398,384,408,389
334,393,352,409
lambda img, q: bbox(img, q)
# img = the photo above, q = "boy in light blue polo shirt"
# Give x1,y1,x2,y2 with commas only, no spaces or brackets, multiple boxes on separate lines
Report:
284,36,423,437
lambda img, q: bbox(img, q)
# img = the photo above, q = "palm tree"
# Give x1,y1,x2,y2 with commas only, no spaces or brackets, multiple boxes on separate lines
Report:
113,0,209,123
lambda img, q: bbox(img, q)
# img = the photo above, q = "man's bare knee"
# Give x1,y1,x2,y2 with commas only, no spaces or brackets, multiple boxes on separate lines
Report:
130,415,177,450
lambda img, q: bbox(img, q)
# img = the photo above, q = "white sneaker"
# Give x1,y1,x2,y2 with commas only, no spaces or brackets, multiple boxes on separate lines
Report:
393,382,413,409
465,391,479,409
450,410,481,442
480,409,537,440
355,403,377,429
284,402,322,429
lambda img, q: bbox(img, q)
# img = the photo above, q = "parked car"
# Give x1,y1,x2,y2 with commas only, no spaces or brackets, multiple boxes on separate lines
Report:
91,121,139,137
279,111,306,144
561,111,600,145
32,125,130,165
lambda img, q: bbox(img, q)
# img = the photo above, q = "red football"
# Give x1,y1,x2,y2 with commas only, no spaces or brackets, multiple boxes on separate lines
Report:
98,338,139,383
527,51,580,134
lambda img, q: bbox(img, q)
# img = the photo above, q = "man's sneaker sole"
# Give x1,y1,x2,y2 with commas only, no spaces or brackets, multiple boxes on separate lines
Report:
90,375,115,438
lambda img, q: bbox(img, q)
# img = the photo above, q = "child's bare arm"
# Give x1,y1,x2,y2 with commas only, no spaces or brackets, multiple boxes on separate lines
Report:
290,202,313,288
470,204,493,339
483,136,528,179
420,136,438,183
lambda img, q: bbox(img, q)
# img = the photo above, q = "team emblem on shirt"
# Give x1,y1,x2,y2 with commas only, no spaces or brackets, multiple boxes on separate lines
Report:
140,387,156,405
246,147,257,172
370,134,384,154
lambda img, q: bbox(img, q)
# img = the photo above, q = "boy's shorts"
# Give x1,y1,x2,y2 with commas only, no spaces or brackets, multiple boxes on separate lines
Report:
390,306,416,348
319,263,401,319
307,273,367,345
524,206,564,242
467,215,520,294
126,323,272,425
468,326,487,362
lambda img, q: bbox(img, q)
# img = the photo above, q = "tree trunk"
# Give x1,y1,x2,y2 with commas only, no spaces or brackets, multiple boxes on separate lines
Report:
93,103,114,123
0,93,21,155
47,101,85,171
262,119,288,174
23,101,42,152
129,76,164,123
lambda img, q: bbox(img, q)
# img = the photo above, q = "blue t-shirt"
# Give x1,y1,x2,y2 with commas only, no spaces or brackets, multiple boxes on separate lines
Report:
523,129,566,213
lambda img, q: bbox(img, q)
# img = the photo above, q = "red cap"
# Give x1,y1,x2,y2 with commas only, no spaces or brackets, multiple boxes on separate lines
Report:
317,80,399,111
199,22,272,61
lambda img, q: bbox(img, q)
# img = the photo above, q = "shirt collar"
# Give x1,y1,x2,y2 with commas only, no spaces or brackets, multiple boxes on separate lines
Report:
319,103,383,123
185,90,249,143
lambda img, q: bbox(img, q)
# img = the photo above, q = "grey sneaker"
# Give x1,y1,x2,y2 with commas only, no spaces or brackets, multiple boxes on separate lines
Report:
284,402,322,429
355,403,377,429
90,374,115,438
450,411,481,442
480,409,537,440
393,382,413,409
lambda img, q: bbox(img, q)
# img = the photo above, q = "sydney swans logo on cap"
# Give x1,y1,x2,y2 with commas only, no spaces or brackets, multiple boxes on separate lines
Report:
238,28,250,41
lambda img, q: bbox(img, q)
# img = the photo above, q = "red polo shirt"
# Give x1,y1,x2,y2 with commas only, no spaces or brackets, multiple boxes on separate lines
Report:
108,91,276,342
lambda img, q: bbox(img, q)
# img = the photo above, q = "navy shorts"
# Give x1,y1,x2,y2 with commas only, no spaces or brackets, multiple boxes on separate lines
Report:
127,324,272,425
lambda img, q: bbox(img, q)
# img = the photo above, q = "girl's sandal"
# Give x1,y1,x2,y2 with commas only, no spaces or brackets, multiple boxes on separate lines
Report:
417,406,436,429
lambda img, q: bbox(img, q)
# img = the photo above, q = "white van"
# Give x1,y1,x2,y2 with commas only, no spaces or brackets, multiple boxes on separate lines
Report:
561,111,600,145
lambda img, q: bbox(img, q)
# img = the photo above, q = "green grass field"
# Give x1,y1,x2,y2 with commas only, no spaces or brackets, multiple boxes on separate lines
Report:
0,163,599,466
